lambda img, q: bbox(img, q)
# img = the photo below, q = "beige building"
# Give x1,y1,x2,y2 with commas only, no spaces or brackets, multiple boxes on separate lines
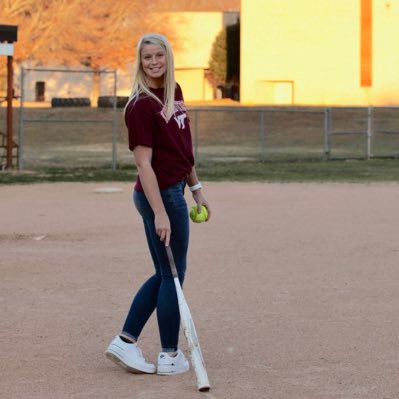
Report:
172,12,223,102
240,0,399,106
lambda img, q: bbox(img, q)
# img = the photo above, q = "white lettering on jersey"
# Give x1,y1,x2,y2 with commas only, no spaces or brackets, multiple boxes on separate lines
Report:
174,113,187,129
160,100,188,130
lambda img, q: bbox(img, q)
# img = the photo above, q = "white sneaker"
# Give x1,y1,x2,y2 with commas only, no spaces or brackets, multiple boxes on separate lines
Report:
105,336,156,374
157,349,190,375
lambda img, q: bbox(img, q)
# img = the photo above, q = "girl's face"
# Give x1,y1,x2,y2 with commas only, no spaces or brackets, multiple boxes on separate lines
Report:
141,43,166,88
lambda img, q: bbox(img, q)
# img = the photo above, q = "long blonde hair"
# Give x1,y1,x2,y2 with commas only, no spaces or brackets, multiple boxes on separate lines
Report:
125,33,176,121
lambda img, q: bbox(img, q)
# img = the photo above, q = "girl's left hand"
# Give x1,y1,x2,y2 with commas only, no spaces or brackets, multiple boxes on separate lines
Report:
192,190,211,221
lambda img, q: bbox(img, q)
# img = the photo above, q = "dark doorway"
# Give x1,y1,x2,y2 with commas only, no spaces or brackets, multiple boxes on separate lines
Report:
35,81,45,102
226,19,240,101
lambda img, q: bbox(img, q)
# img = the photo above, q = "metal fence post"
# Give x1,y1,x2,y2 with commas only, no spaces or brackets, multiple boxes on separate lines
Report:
367,106,373,160
111,70,118,170
324,108,331,159
260,111,265,162
18,67,25,170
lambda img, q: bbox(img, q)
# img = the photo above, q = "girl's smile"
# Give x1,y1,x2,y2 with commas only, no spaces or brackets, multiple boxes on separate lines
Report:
141,44,166,87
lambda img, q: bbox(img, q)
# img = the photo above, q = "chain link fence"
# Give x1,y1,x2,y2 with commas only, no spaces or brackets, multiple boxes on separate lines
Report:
16,67,119,170
3,104,399,170
190,106,399,164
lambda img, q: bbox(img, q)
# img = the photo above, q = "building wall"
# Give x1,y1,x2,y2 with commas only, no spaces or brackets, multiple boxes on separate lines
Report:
19,66,93,102
163,12,223,101
373,0,399,104
175,68,214,101
240,0,399,106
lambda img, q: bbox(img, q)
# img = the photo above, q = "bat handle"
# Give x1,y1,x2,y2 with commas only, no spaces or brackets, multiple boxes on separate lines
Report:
165,244,179,279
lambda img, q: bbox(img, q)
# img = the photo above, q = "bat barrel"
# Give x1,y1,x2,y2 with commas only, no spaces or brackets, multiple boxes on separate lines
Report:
165,244,210,392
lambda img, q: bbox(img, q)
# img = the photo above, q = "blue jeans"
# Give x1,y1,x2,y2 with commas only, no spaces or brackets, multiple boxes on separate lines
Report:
121,181,189,352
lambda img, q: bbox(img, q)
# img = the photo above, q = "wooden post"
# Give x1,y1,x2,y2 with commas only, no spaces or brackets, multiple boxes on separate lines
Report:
0,25,18,168
6,54,13,168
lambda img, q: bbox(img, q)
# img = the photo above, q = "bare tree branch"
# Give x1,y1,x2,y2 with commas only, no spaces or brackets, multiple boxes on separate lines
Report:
1,0,178,70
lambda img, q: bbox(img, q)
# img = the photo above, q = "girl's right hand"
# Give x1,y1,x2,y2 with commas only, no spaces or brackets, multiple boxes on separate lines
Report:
154,211,171,246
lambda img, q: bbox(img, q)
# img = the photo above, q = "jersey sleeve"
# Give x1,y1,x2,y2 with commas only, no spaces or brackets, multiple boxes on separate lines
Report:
125,98,155,151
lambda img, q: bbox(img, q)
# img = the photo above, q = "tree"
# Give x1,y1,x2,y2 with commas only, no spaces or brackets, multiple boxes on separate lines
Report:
156,0,240,12
1,0,175,65
0,0,177,101
208,28,227,89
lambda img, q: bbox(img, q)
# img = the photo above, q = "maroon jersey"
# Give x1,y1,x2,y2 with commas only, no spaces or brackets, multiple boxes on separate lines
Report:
125,84,194,191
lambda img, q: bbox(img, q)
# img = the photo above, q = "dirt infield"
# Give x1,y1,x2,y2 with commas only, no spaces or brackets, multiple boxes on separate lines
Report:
1,181,399,399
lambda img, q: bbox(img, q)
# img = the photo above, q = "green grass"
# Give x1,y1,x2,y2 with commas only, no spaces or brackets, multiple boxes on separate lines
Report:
198,159,399,182
1,158,398,185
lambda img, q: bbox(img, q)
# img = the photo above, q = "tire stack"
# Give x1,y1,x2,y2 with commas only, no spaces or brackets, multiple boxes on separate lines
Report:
51,97,91,107
97,96,129,108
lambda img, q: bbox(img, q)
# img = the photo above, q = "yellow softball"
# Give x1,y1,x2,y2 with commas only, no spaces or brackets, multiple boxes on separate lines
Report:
189,205,208,223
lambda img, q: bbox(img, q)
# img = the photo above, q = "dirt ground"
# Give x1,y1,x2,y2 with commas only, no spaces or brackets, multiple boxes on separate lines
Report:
1,181,399,399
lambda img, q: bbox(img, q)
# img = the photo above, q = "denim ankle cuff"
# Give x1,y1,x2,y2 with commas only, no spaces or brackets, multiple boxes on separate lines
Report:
120,331,138,342
162,347,178,353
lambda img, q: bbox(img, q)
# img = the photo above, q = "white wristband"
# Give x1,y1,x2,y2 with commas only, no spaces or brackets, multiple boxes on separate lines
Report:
189,182,202,192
